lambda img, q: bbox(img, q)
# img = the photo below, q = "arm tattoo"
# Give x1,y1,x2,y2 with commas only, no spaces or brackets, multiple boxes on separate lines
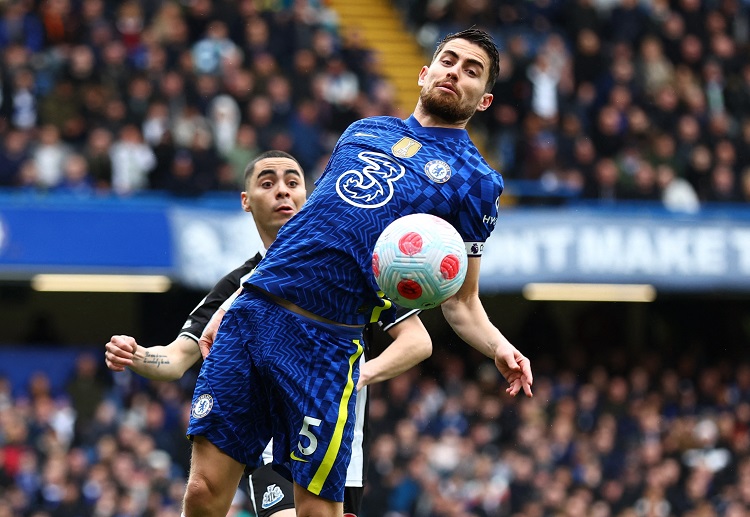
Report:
143,351,170,368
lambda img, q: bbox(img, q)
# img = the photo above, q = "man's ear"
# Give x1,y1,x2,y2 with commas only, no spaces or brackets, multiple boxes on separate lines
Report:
417,66,428,86
476,93,493,112
241,191,252,213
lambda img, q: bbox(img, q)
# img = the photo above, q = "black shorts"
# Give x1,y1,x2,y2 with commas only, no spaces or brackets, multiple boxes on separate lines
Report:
247,464,364,516
247,464,295,517
343,485,363,516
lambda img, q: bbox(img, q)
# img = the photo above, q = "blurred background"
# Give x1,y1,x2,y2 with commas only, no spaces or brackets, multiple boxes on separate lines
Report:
2,0,750,516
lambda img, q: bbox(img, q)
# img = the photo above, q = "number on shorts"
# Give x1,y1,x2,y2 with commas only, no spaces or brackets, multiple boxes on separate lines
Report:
298,416,322,455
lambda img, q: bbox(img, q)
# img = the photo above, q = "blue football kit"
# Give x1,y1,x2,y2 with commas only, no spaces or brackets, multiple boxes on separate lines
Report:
188,115,503,502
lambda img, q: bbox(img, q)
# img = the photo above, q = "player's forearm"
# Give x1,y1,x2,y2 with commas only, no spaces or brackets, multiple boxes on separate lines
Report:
441,295,506,358
359,337,432,388
130,342,198,381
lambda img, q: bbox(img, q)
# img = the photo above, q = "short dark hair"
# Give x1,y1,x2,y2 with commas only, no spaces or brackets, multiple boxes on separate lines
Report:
431,27,500,93
243,150,303,187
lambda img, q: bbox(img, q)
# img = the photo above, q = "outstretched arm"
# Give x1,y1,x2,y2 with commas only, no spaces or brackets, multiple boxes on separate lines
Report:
441,257,533,397
105,334,201,381
357,314,432,391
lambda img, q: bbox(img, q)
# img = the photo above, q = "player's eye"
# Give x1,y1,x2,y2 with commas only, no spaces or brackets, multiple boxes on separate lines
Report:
466,69,478,77
288,180,299,188
261,181,273,188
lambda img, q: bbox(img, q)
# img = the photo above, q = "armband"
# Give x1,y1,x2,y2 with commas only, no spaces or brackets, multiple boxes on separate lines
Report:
465,242,485,257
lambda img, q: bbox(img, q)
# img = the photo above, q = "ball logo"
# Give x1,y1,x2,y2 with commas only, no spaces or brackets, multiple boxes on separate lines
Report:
397,279,422,300
336,151,406,208
424,160,451,183
398,232,423,255
440,255,461,280
191,394,213,418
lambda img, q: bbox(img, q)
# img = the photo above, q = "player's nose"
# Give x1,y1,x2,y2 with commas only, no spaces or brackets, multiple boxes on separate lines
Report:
275,183,291,197
446,65,459,80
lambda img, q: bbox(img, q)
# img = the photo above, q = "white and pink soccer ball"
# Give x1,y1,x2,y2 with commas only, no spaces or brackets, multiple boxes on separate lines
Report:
372,213,468,310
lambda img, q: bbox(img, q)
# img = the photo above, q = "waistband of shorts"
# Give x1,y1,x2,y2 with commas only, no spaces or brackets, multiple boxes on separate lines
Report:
247,285,364,337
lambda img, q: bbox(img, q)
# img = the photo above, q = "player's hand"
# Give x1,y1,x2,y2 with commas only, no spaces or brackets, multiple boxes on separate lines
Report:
199,308,225,359
105,335,137,372
494,345,533,398
356,363,373,392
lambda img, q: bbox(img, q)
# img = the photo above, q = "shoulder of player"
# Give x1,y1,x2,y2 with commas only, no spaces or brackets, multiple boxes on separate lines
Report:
453,152,502,182
215,253,262,288
344,116,403,135
245,252,263,269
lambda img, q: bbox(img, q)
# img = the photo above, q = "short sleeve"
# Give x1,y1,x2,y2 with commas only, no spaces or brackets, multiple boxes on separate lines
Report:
455,172,503,257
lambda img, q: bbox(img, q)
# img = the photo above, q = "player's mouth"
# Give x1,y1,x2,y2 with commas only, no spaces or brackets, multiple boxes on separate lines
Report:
436,82,458,95
275,204,296,215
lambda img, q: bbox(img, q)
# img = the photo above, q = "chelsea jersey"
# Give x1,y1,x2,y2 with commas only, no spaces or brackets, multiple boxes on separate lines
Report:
247,115,504,325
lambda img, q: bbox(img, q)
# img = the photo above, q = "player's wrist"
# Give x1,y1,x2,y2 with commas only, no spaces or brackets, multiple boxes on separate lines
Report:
131,344,147,364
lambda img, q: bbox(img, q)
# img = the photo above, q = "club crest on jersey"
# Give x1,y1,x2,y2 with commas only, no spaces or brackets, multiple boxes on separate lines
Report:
191,394,213,418
336,151,406,208
261,484,284,509
391,137,422,158
424,160,452,183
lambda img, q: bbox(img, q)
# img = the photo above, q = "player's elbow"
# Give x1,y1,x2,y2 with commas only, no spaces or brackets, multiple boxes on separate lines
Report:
159,370,186,382
140,369,183,382
441,293,471,317
414,334,433,362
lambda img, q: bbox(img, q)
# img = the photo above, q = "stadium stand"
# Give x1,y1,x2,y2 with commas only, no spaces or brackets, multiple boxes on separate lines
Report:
3,0,750,516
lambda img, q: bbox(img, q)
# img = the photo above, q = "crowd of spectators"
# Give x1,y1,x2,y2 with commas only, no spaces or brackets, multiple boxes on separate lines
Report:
3,0,750,210
5,1,750,515
1,338,750,516
0,0,396,197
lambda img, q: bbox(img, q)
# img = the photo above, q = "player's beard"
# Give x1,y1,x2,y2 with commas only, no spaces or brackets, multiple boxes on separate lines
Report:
420,85,476,124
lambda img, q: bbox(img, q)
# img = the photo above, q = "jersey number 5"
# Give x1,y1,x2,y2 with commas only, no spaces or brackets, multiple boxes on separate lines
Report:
298,416,322,455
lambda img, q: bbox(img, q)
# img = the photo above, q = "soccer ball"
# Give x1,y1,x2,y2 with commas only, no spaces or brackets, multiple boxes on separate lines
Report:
372,213,468,310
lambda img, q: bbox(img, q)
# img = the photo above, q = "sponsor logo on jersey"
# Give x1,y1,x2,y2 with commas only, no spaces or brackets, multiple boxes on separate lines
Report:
290,451,309,463
424,160,452,183
336,152,406,208
391,137,422,158
191,394,213,418
261,484,284,509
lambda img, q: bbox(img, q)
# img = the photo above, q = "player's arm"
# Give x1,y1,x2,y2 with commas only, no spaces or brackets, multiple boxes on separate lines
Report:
357,313,431,390
441,256,533,397
105,334,201,381
105,258,256,379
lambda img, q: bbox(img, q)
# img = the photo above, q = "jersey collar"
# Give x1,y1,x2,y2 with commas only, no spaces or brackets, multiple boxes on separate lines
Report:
404,115,471,141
